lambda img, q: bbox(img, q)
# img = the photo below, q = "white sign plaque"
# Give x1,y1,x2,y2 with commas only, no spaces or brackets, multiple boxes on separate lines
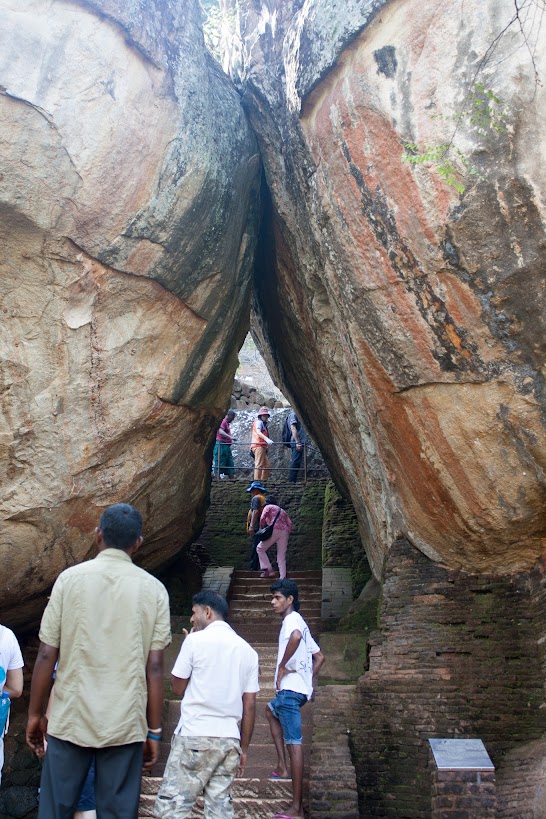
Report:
428,739,494,771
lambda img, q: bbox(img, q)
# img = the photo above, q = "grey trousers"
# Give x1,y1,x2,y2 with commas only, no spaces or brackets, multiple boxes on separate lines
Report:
38,735,143,819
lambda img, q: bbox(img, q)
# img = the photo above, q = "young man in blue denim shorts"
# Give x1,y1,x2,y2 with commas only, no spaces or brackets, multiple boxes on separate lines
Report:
266,579,325,819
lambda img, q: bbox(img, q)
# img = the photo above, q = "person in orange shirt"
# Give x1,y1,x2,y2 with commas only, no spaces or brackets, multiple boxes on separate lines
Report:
250,407,273,482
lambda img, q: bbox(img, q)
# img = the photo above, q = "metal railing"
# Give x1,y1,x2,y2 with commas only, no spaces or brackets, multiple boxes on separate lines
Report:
211,440,329,483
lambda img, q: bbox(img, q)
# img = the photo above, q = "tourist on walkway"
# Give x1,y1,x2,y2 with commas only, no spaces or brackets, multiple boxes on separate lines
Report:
26,503,171,819
266,579,324,819
250,406,273,481
246,480,268,571
212,410,236,478
256,497,292,579
0,623,24,785
154,591,259,819
287,409,307,483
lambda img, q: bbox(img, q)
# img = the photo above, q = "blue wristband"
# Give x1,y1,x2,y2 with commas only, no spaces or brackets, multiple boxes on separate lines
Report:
147,731,162,741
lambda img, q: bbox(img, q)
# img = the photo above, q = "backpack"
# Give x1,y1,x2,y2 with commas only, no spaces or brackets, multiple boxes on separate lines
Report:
282,416,292,448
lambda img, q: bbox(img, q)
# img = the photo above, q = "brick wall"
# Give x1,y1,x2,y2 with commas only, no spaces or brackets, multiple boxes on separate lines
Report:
431,766,496,817
322,480,371,596
194,479,326,572
352,539,546,818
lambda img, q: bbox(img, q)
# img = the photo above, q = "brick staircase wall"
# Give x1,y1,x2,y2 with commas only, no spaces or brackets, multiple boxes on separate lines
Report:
322,482,372,596
309,684,359,818
352,538,546,818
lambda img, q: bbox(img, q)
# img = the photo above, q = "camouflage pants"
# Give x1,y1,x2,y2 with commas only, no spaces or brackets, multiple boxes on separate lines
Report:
154,735,241,819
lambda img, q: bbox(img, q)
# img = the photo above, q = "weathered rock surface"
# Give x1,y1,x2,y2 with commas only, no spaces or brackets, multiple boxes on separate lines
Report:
237,0,546,574
0,0,260,627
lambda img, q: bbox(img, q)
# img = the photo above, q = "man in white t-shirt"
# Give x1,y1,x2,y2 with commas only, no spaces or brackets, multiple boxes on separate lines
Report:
154,591,259,819
0,624,24,784
267,579,325,819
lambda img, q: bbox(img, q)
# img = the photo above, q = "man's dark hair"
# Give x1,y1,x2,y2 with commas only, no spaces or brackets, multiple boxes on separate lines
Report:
266,494,278,506
99,504,143,550
193,590,229,620
270,579,300,611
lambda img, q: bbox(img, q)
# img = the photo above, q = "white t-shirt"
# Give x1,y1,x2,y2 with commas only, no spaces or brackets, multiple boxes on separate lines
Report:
0,625,24,695
275,611,320,699
0,624,24,779
172,620,259,739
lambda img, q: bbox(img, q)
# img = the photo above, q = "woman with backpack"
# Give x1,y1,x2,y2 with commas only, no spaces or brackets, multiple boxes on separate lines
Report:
255,496,292,579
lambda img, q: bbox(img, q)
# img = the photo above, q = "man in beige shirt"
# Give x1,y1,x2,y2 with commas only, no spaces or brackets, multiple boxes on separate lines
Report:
26,503,171,819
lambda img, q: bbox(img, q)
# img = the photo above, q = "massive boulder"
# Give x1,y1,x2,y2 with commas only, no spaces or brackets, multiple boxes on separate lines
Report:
0,0,260,627
236,0,546,575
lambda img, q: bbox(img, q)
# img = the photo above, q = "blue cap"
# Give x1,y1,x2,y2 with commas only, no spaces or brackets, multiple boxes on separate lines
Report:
246,480,267,492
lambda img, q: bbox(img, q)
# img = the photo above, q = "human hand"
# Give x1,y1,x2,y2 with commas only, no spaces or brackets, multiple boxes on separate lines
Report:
236,750,247,777
265,437,274,445
142,737,160,770
296,442,303,449
275,665,287,691
26,714,48,758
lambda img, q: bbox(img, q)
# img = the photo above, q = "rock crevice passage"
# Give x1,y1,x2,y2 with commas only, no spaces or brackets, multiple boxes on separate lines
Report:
236,0,546,575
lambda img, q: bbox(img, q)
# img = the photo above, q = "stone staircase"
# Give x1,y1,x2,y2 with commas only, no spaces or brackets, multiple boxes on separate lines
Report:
139,570,323,818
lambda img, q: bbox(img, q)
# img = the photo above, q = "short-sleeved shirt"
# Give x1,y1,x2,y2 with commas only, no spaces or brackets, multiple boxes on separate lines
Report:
172,621,259,739
248,493,266,532
287,411,308,445
251,418,269,448
0,625,24,694
216,417,232,444
40,548,171,748
275,611,320,699
260,504,292,534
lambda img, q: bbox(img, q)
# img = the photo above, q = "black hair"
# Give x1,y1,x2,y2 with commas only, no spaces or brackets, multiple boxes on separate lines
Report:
270,579,300,611
266,494,279,506
99,504,143,550
192,590,229,620
226,410,236,419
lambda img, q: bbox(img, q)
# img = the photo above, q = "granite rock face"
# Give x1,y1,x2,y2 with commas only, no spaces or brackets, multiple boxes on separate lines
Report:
0,0,259,627
238,0,546,574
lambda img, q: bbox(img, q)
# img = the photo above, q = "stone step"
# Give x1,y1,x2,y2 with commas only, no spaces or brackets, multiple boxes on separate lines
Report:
229,594,321,603
139,792,299,818
141,776,298,799
232,628,322,642
229,584,322,595
229,609,320,628
233,570,322,580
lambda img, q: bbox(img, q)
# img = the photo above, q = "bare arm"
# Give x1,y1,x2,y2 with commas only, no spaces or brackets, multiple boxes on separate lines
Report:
143,649,164,770
26,642,59,757
171,675,190,698
248,509,259,533
275,629,302,690
290,423,302,447
4,668,23,699
237,691,256,777
312,651,325,679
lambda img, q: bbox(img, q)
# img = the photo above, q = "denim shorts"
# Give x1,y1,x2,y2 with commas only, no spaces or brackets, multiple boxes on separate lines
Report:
268,690,308,745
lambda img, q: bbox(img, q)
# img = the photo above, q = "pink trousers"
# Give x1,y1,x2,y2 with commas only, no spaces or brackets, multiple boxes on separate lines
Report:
256,528,289,579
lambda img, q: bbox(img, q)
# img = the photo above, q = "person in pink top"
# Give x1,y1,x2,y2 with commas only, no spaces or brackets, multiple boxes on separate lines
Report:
256,497,292,579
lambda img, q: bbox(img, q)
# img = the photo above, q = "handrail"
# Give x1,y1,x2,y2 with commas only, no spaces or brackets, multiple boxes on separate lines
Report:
212,440,328,483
